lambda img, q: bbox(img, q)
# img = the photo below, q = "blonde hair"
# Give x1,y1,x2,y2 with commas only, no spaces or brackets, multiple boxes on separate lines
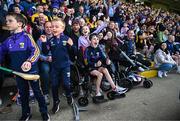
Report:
51,18,65,28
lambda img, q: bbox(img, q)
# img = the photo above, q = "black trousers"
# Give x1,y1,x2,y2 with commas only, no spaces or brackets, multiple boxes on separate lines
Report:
0,71,4,94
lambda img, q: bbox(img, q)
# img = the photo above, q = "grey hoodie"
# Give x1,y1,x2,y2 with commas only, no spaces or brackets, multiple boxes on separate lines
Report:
154,49,176,68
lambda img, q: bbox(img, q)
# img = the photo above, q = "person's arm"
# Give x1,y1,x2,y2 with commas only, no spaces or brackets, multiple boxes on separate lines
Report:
36,39,49,61
84,48,95,67
66,37,77,56
26,34,40,65
103,0,108,8
78,36,89,50
92,21,108,34
113,0,120,9
152,8,161,21
156,51,174,64
99,47,107,63
166,53,176,64
0,41,8,64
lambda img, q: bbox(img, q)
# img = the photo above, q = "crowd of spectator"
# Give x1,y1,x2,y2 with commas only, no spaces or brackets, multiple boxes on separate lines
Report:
0,0,179,120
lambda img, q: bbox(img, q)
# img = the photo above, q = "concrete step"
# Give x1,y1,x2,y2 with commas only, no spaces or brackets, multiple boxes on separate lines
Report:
138,61,158,78
139,69,157,78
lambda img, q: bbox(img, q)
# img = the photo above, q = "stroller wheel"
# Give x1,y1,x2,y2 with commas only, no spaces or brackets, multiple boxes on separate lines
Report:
82,81,90,90
107,91,116,100
143,79,153,88
78,97,89,107
118,78,133,90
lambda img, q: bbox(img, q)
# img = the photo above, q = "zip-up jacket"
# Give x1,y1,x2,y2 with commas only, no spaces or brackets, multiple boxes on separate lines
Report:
42,34,73,69
0,31,40,73
84,46,107,68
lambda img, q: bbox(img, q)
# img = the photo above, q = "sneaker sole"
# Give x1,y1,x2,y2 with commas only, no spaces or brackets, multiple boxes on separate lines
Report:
46,114,51,121
52,104,60,114
117,89,128,94
24,114,32,121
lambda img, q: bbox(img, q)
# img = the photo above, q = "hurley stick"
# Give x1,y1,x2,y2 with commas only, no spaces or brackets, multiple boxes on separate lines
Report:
0,66,40,80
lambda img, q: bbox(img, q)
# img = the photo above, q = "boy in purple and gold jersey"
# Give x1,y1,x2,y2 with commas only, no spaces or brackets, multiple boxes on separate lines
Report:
0,13,50,121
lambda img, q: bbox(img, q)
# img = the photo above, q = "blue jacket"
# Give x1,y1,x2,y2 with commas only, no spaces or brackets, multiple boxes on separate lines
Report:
42,34,72,69
122,38,136,56
84,46,107,68
166,40,177,55
51,0,65,8
0,31,40,73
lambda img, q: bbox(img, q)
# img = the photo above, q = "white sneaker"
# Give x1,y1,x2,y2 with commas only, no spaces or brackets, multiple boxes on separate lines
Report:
96,92,103,96
163,71,168,77
115,86,128,94
177,66,180,74
138,67,145,72
158,71,163,78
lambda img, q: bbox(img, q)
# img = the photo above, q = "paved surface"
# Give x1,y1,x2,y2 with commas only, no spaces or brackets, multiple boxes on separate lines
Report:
0,73,180,120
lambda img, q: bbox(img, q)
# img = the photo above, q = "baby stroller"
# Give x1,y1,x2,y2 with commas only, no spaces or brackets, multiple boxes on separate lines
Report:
114,47,153,90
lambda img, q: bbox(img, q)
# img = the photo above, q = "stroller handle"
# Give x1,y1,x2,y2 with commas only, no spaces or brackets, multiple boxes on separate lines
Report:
116,47,136,67
116,47,150,70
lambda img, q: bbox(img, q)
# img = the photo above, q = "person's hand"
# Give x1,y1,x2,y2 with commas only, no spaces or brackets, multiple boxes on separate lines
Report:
67,38,73,46
106,58,111,65
21,61,32,72
39,35,47,42
96,61,102,67
46,56,52,62
148,34,153,38
175,51,179,55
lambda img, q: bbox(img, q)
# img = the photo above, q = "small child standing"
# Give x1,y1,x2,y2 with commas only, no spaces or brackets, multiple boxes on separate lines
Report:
84,33,127,97
0,13,50,121
40,18,74,114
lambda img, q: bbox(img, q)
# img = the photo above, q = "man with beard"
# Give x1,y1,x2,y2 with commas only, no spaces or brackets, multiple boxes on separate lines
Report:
65,19,81,62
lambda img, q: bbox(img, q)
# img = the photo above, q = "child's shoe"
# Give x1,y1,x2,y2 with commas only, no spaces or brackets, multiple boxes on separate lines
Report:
41,113,50,121
113,86,128,94
52,100,60,114
96,92,103,97
19,113,32,121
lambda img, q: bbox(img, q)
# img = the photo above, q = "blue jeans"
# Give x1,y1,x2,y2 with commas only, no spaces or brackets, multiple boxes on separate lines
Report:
16,77,47,116
39,62,51,95
51,66,71,103
158,63,175,71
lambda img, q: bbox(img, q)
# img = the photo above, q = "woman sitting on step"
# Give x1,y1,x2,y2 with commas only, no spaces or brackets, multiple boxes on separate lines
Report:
154,42,177,78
